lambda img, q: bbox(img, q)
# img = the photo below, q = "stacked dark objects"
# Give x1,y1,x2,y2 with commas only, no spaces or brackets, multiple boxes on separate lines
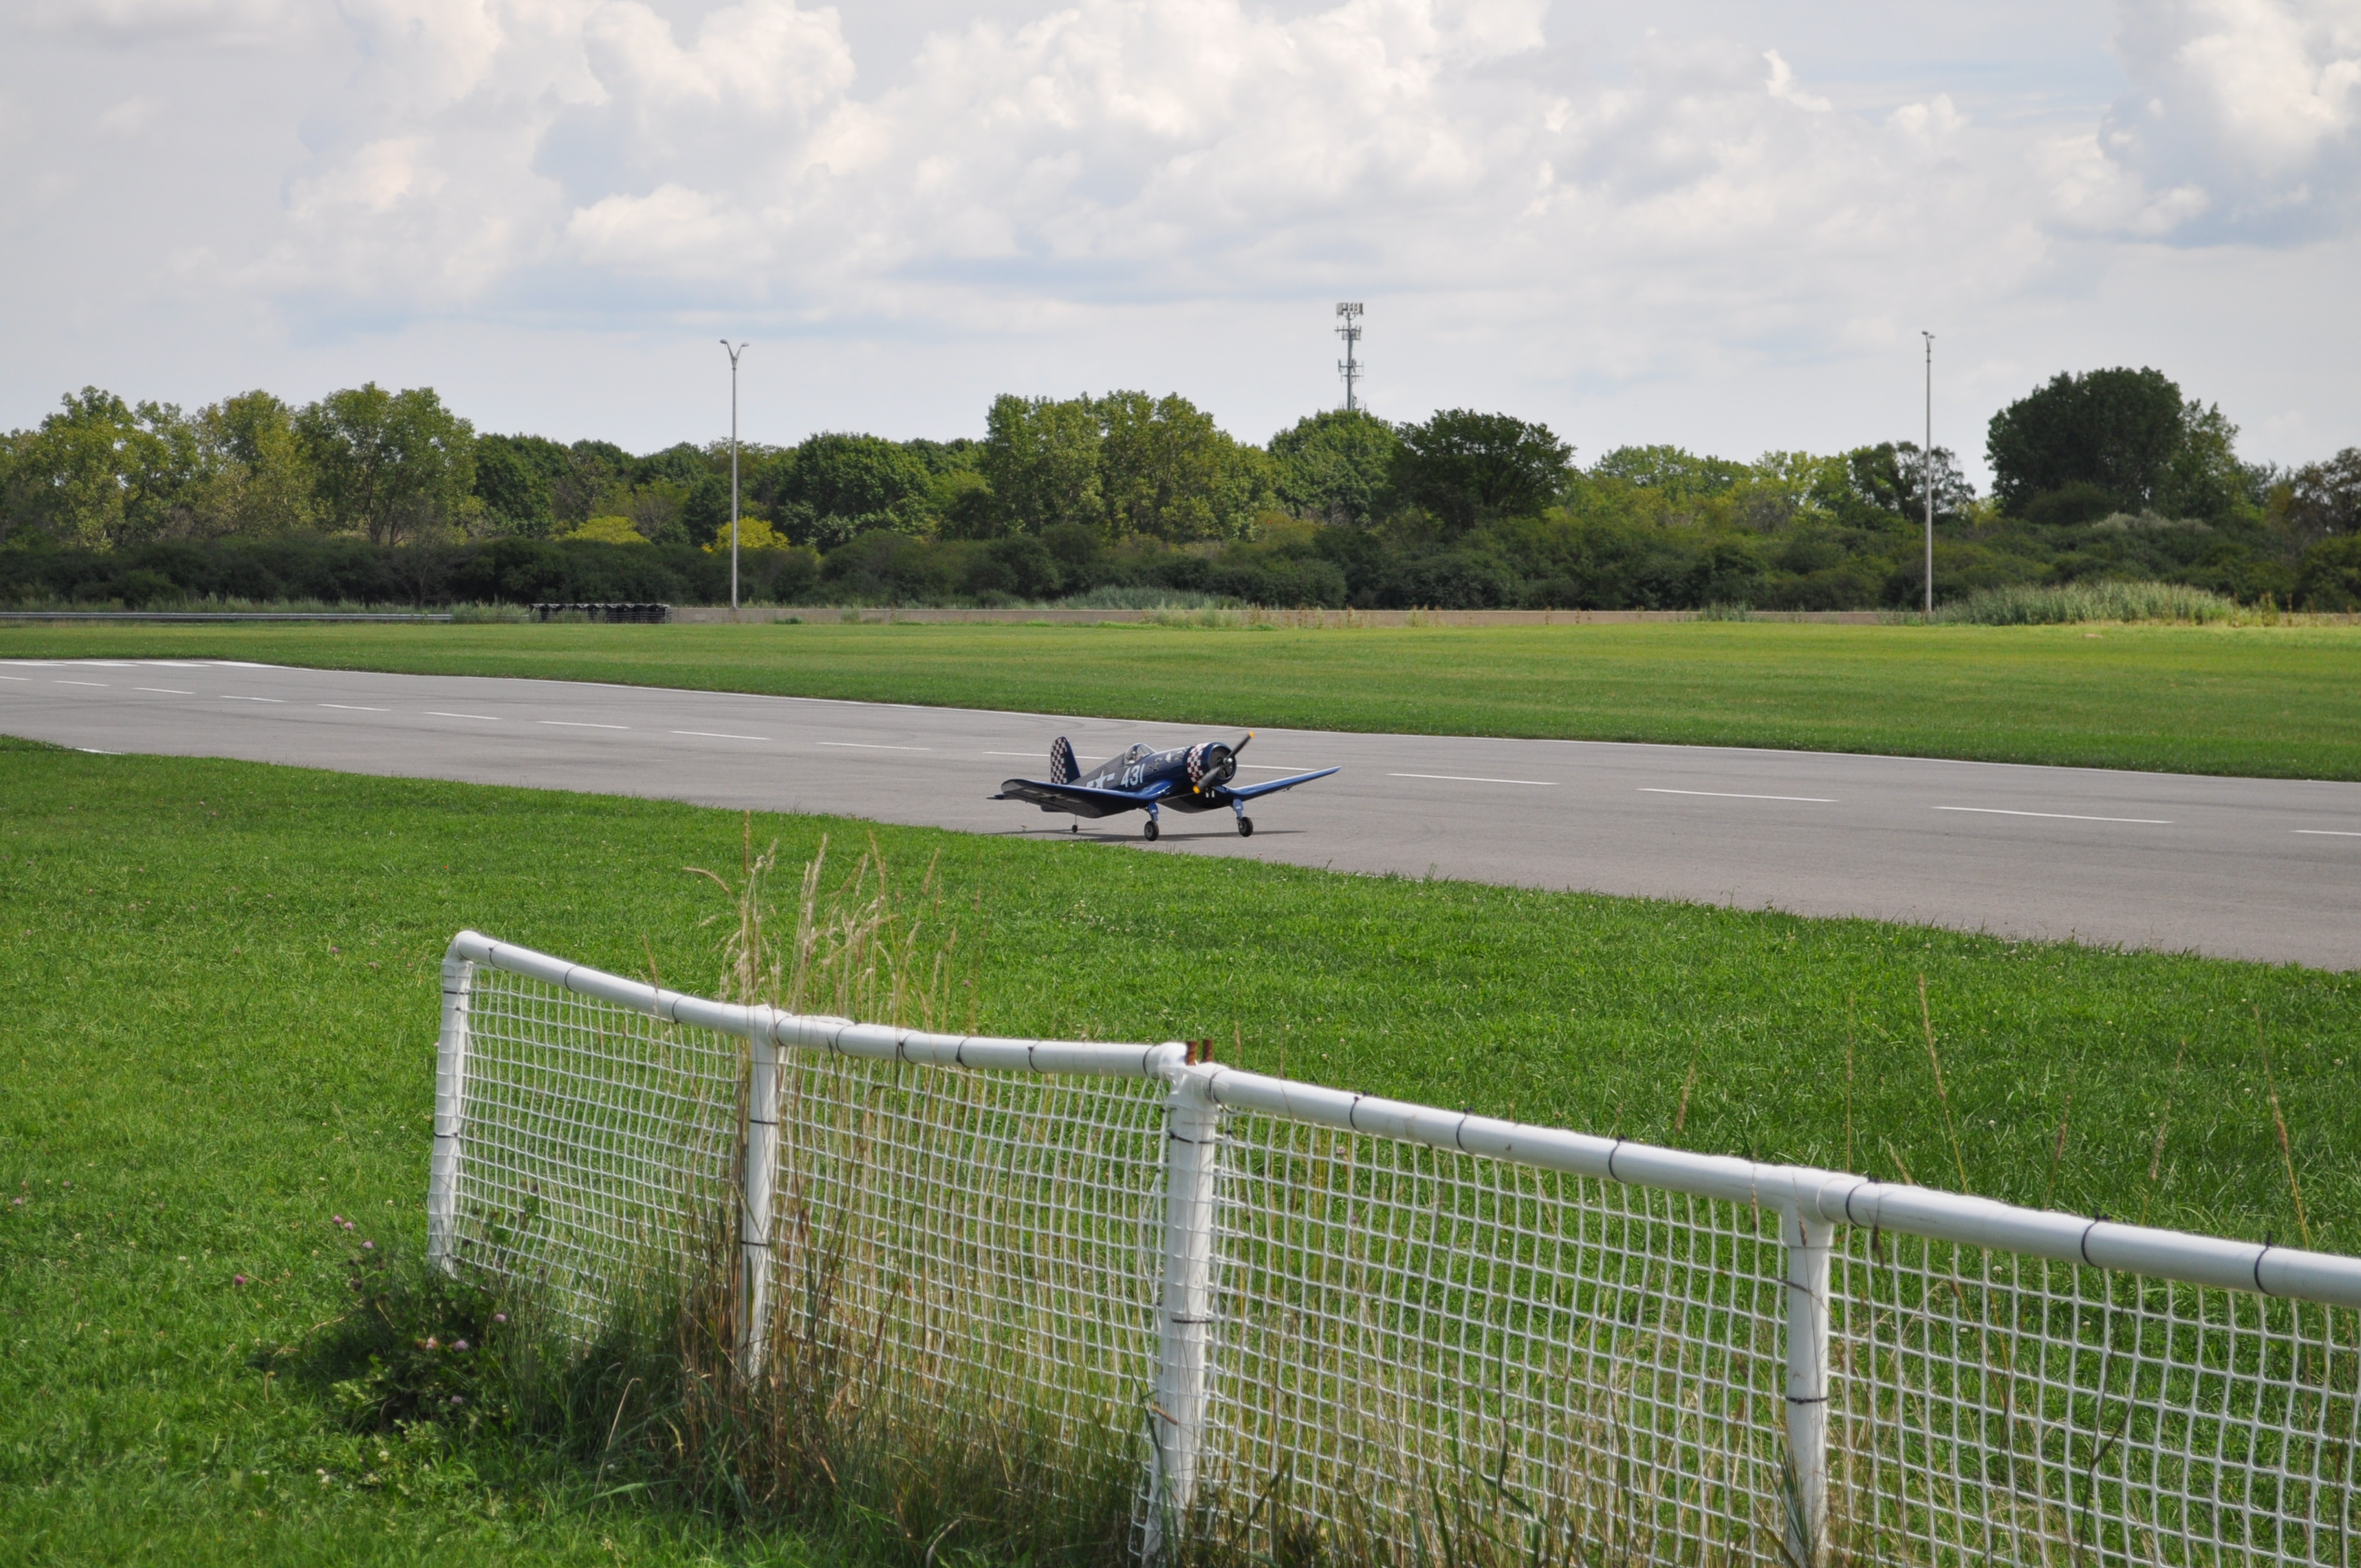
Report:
530,603,670,623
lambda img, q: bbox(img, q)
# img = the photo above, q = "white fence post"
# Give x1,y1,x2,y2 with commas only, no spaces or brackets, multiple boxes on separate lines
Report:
1145,1061,1222,1558
425,953,475,1274
1782,1207,1835,1568
737,1012,782,1381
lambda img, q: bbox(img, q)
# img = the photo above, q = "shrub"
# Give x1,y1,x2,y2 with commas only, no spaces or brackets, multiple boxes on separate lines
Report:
115,568,178,609
562,515,648,545
2296,536,2361,612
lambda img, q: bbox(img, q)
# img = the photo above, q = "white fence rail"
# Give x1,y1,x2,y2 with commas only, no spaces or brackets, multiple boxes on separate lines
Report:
429,931,2361,1566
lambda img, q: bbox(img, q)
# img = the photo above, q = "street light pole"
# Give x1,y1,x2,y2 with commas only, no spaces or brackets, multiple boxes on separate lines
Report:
1922,331,1935,619
720,340,748,619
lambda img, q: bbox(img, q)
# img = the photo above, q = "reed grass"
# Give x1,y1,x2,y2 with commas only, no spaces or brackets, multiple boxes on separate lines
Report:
1928,580,2239,625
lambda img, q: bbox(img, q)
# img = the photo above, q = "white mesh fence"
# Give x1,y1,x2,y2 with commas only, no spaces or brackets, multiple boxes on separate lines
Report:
1195,1114,1794,1567
1831,1236,2361,1568
447,961,742,1333
764,1043,1169,1464
429,932,2361,1567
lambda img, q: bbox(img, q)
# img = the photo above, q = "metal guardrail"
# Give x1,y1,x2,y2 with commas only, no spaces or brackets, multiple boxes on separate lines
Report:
0,610,451,623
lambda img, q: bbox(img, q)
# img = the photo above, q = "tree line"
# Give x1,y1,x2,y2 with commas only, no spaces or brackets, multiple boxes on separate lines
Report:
4,369,2357,611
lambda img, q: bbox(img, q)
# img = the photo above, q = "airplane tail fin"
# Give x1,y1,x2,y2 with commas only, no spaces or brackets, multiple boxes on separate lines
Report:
1050,736,1076,784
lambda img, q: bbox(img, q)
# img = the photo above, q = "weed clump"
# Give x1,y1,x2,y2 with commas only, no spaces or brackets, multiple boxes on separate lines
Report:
287,1222,526,1439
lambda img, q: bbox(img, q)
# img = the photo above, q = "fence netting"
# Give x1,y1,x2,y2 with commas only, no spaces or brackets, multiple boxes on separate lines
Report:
1832,1235,2361,1568
455,964,742,1334
1197,1111,1792,1567
451,962,1169,1469
443,951,2361,1568
765,1047,1169,1470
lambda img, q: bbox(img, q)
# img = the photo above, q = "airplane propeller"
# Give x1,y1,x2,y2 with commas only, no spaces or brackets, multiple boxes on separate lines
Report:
1189,733,1252,794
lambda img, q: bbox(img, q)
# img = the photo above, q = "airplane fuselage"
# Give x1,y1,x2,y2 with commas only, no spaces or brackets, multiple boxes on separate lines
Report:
991,733,1338,842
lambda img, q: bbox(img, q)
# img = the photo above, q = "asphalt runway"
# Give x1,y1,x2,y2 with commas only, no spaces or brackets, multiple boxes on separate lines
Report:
6,657,2357,970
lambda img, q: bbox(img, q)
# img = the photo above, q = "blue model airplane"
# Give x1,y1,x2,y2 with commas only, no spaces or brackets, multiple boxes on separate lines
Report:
994,733,1338,841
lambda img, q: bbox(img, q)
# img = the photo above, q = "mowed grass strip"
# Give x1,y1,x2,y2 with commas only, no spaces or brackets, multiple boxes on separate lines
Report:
4,737,2357,1560
7,618,2361,779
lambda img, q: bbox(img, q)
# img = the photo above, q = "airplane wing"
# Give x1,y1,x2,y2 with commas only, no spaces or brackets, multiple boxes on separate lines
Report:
993,777,1173,818
1225,767,1339,802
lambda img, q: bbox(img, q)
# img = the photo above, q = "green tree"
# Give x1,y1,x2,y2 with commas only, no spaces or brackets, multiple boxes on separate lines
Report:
1986,368,2187,515
2157,402,2252,522
681,470,734,544
0,388,195,550
1589,445,1747,499
187,391,315,536
1096,391,1269,542
1840,443,1974,526
554,440,631,526
769,432,932,547
633,442,717,490
0,429,29,546
617,479,692,545
1391,410,1574,531
297,384,477,545
1270,408,1401,526
2285,448,2361,543
472,434,567,537
979,395,1104,537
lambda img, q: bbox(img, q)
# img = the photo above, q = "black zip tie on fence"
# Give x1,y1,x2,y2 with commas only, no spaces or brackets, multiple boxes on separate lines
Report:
1455,1108,1472,1151
1607,1137,1625,1182
2080,1213,2107,1267
2257,1231,2276,1295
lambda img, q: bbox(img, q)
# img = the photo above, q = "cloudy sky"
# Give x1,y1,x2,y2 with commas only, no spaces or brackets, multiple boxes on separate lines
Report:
5,0,2359,480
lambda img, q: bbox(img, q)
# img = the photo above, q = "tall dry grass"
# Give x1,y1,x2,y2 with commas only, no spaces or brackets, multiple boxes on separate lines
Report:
523,828,1145,1567
1927,580,2238,625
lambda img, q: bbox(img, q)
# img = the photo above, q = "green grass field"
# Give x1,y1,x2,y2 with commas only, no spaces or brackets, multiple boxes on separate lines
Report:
7,736,2359,1561
6,617,2361,778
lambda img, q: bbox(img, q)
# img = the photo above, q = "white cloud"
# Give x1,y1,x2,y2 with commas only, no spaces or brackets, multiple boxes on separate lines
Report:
95,95,162,135
26,0,318,46
4,0,2361,468
2095,0,2361,236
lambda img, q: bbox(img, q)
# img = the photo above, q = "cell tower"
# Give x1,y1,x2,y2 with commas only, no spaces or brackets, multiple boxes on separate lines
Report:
1335,302,1365,412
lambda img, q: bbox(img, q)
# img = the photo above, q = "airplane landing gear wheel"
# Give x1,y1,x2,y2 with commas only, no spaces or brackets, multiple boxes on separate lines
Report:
1142,819,1160,842
1237,816,1255,838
